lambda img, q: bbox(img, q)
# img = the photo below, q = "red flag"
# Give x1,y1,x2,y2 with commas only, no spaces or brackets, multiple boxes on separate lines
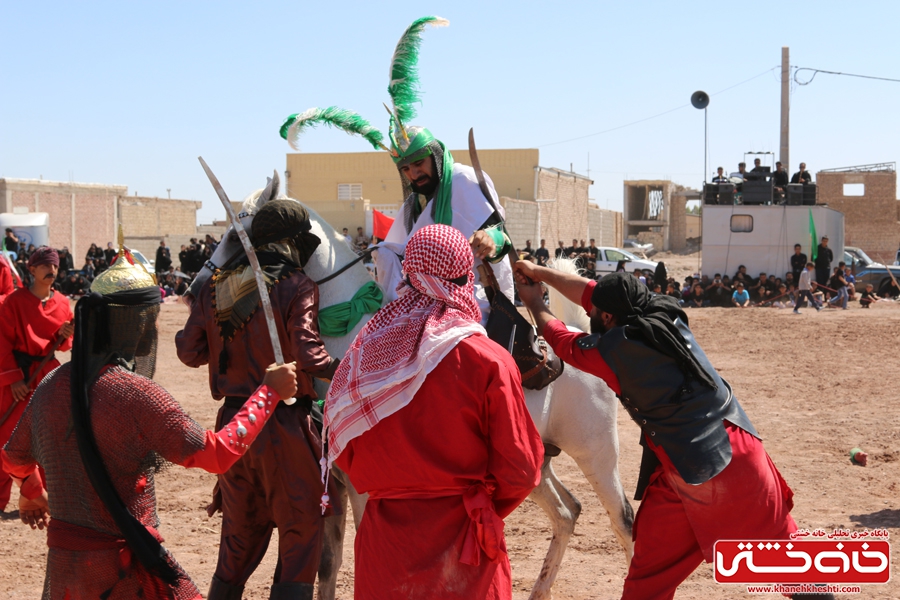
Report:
372,210,394,241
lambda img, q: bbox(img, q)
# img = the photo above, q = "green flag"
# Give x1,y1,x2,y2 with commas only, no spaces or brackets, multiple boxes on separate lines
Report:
809,209,818,262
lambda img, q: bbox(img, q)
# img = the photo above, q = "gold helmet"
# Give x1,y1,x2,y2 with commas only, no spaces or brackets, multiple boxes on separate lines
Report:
90,227,157,295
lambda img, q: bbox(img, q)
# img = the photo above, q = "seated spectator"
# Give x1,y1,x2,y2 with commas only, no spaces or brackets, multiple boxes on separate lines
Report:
730,162,749,180
705,273,730,307
784,272,795,290
698,274,710,289
791,162,812,184
733,265,751,284
61,272,88,296
175,276,189,296
842,264,856,299
633,268,647,285
651,282,662,294
749,272,774,303
82,258,95,281
859,284,880,308
773,162,789,201
732,282,750,308
771,284,792,309
666,282,683,305
687,283,709,308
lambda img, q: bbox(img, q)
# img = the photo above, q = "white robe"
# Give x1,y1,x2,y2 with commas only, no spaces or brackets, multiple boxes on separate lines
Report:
376,163,515,326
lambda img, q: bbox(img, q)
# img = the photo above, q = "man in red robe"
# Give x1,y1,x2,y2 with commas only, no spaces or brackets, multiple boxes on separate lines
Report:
514,264,832,600
176,199,339,599
326,224,543,600
0,247,73,512
2,245,300,599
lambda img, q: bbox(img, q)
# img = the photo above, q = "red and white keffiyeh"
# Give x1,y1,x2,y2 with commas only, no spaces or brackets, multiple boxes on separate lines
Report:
324,224,484,469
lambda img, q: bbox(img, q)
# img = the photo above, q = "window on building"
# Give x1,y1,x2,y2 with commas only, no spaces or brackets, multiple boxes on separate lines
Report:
730,215,753,232
843,183,865,196
338,183,362,200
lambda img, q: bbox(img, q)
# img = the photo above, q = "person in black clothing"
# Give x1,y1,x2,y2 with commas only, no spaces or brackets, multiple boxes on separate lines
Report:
815,236,833,286
712,166,728,183
521,240,535,261
750,158,764,173
4,229,19,252
749,273,774,303
534,239,550,266
56,247,75,272
60,272,88,296
859,283,880,308
103,242,117,265
773,162,789,201
790,243,807,283
555,240,568,259
791,162,812,184
733,265,750,285
155,241,173,275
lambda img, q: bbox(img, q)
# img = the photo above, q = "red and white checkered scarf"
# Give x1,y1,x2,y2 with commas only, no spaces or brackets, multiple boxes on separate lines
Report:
324,224,484,469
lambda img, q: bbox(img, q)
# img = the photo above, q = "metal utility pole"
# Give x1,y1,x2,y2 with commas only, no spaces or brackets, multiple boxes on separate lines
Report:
780,47,790,171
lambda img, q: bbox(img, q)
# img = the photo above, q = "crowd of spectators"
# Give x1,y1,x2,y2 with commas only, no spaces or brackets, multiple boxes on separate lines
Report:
2,228,217,300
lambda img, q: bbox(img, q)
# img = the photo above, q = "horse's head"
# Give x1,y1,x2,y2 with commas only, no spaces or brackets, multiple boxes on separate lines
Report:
184,171,283,304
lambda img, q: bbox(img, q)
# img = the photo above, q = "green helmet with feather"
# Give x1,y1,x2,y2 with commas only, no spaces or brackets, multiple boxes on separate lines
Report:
278,16,448,164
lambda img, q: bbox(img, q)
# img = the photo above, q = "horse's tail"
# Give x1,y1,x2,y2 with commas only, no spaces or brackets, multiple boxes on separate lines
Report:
547,258,591,333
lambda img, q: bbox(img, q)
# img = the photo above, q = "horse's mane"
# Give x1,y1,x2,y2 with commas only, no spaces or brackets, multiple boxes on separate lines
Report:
547,258,591,333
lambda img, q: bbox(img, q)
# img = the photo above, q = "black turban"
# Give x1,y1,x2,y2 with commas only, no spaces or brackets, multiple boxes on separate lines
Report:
251,199,321,268
591,273,717,390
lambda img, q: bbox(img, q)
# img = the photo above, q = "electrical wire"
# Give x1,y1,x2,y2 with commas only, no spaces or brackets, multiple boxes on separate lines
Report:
539,66,779,148
794,68,900,86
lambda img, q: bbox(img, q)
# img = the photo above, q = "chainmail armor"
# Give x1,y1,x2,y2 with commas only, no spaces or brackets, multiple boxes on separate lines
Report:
4,363,206,599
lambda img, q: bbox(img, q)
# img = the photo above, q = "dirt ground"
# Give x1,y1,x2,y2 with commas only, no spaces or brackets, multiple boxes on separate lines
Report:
2,274,899,599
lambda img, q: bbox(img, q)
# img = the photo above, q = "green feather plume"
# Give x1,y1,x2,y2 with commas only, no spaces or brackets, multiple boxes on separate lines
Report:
280,107,386,151
387,16,449,123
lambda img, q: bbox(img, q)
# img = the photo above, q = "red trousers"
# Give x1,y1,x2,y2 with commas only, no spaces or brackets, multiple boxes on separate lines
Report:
622,423,797,600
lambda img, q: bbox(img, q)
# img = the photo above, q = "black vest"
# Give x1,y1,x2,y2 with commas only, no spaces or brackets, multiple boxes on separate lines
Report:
579,318,758,500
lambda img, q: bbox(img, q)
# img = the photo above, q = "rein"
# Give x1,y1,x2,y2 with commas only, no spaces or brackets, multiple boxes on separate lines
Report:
204,246,374,287
314,248,375,286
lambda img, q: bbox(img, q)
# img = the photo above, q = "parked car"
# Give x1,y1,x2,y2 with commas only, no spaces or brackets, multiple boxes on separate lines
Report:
590,247,659,278
844,246,900,292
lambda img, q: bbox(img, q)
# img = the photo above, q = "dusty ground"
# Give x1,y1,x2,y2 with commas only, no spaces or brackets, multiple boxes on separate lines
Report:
2,287,899,599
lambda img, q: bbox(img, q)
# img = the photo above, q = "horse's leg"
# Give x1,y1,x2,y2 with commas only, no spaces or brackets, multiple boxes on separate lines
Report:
568,449,635,564
526,456,582,600
316,469,349,600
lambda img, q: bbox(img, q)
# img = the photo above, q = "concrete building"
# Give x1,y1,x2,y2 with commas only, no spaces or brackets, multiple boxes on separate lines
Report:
0,178,202,262
285,149,622,250
815,163,898,264
623,180,698,252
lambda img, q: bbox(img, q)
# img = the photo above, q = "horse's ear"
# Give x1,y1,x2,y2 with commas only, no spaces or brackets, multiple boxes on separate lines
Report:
260,170,280,205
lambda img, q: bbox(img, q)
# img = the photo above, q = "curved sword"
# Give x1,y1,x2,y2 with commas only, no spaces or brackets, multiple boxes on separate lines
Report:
198,157,296,405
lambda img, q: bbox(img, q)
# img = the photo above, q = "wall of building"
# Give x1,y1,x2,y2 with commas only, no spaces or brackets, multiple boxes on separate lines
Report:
685,214,701,239
285,148,540,205
499,197,539,248
119,196,202,260
535,168,592,245
0,179,125,262
588,206,623,247
622,180,692,251
816,170,898,263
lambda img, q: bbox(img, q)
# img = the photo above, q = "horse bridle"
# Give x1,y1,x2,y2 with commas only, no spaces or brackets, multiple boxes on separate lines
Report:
205,246,375,287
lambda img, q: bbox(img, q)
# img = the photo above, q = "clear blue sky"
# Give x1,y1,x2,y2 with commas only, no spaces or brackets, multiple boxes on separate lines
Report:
2,1,898,224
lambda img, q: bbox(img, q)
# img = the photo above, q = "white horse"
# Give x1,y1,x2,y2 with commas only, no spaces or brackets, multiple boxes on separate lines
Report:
187,173,634,600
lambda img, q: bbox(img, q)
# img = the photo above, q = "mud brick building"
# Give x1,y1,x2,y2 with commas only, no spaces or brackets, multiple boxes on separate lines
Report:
815,164,898,263
0,178,201,262
286,149,622,250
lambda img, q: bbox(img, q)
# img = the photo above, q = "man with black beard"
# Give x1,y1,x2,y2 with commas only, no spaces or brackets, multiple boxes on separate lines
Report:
512,262,828,600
